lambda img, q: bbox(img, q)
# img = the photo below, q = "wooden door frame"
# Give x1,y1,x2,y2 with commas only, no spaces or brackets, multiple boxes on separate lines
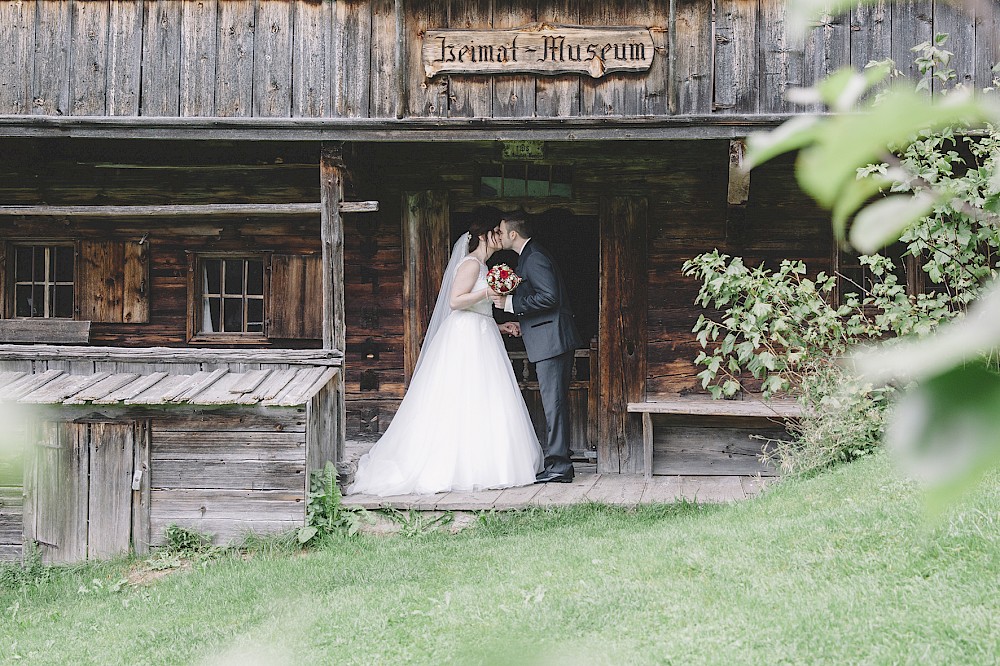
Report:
598,196,648,474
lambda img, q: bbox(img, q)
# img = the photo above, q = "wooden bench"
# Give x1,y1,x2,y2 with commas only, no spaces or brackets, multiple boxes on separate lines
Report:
628,397,802,479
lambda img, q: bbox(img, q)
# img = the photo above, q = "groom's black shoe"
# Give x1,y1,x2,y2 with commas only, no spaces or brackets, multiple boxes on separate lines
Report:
535,471,573,484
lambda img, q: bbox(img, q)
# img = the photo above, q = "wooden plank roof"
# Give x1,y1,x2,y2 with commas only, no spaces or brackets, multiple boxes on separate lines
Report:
0,367,338,408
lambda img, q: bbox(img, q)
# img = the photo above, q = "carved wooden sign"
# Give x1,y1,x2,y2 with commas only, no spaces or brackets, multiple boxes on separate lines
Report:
423,23,654,79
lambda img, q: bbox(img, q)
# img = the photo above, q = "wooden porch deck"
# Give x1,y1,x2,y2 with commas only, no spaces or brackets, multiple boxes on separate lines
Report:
342,472,768,511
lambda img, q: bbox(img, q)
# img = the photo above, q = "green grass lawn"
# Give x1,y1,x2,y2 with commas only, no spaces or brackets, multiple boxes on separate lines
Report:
2,452,998,665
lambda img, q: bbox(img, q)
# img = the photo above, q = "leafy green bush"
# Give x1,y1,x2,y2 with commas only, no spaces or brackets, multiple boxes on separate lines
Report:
684,39,999,474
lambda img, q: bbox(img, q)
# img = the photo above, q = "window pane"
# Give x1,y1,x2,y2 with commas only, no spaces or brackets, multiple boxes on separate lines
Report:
53,285,74,318
203,296,221,333
526,178,549,197
204,259,221,295
14,246,32,281
223,297,244,332
480,177,501,197
15,285,32,317
224,260,244,296
33,246,44,282
54,246,74,282
503,176,526,197
247,298,264,333
31,284,44,317
246,259,264,296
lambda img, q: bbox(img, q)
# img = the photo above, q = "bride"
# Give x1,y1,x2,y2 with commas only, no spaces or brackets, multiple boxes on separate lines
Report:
347,219,543,496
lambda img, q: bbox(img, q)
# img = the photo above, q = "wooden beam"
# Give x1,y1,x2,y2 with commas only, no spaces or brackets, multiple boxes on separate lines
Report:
0,114,805,142
727,139,750,205
320,143,347,464
0,320,91,344
598,196,648,475
0,202,377,217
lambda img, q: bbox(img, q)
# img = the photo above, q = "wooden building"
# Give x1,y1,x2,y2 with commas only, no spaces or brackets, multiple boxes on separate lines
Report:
0,0,996,559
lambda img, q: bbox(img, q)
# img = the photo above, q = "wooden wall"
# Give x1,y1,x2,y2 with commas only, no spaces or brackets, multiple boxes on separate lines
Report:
149,409,307,546
0,0,994,120
0,138,323,347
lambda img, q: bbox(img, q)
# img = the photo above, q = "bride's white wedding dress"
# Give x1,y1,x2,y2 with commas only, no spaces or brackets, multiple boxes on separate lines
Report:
348,252,543,496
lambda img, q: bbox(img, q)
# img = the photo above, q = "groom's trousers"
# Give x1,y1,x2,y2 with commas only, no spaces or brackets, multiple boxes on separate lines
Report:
534,349,575,477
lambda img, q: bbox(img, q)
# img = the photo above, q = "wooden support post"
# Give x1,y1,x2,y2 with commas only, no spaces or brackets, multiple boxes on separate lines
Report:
320,143,347,462
598,196,648,475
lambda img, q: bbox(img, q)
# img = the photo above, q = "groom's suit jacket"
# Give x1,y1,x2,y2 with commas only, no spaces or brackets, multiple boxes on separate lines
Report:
511,241,583,363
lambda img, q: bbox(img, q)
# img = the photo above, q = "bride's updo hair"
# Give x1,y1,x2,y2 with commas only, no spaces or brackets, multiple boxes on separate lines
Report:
466,207,502,253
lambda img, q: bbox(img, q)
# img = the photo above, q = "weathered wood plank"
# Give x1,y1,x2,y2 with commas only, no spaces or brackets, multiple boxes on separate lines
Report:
228,369,271,394
625,0,668,115
87,422,134,559
637,475,682,503
489,481,543,509
236,368,298,404
152,429,304,450
402,190,450,383
598,196,647,474
333,0,373,117
435,489,505,511
677,475,746,502
368,0,398,118
651,423,782,476
79,240,125,322
446,0,494,118
975,3,999,95
0,372,27,390
0,370,65,401
628,397,801,418
672,0,714,114
713,0,758,113
151,446,304,464
849,0,890,102
405,0,449,116
0,320,91,345
320,146,347,356
150,488,304,521
124,374,193,405
293,0,334,117
141,0,182,116
253,0,294,117
890,0,932,86
33,423,89,563
179,0,218,116
491,0,537,117
0,202,324,217
30,0,71,115
0,0,35,114
123,240,150,323
150,517,300,546
0,344,341,366
151,459,305,491
585,473,645,506
261,367,324,406
132,420,151,554
106,0,143,116
151,410,306,432
273,368,337,407
803,8,851,111
530,474,600,506
64,373,139,404
269,255,323,339
933,0,977,93
760,0,805,112
94,372,168,404
215,0,255,117
19,372,110,405
70,0,110,116
0,545,22,562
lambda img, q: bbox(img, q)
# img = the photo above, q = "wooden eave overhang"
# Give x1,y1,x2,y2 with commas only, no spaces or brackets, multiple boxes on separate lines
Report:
0,114,805,142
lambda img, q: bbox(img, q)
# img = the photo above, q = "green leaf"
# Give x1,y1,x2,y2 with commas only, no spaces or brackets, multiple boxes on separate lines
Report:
888,362,1000,506
745,115,820,170
848,192,937,254
832,174,893,241
297,526,318,544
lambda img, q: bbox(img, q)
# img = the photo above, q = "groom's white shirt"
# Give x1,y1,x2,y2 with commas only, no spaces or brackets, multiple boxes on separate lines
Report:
503,239,530,313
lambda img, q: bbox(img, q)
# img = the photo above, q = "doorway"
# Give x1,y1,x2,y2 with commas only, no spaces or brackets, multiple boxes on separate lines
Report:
450,208,599,461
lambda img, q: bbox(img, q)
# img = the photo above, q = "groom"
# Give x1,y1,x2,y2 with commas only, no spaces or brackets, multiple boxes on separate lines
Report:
490,212,583,484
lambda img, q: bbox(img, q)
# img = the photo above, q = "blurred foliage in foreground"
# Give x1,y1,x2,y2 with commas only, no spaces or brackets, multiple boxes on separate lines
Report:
687,25,1000,501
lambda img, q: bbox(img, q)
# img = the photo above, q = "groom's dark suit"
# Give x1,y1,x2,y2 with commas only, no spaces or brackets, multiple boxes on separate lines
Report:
509,240,583,479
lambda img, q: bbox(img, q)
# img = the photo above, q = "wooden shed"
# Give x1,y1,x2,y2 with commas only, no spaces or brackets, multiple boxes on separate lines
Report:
0,346,341,563
0,0,994,504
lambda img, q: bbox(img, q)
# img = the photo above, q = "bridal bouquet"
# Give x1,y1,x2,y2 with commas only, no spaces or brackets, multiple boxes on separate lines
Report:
486,263,522,295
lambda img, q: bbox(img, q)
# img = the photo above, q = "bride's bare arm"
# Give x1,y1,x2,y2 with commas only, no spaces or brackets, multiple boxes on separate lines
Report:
449,260,488,310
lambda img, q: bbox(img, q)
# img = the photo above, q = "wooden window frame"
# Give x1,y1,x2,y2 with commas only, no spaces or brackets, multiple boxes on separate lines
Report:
4,240,78,320
831,241,924,306
187,252,270,344
477,162,574,200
